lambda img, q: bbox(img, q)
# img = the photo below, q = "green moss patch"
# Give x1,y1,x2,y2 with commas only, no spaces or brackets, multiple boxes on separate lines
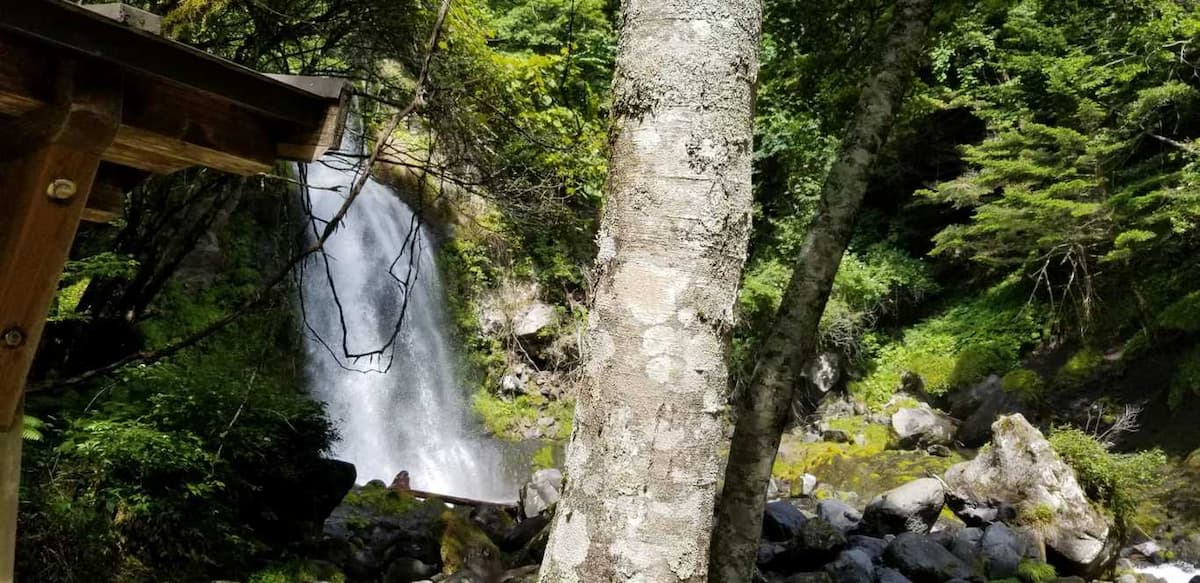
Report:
473,391,573,440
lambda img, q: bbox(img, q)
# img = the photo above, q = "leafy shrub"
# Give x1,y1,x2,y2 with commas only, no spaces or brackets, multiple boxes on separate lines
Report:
1048,427,1166,535
1056,346,1104,387
1157,291,1200,332
1017,560,1057,583
1002,369,1047,403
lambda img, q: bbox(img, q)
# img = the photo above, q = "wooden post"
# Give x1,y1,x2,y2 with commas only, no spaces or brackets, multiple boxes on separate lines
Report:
0,72,120,580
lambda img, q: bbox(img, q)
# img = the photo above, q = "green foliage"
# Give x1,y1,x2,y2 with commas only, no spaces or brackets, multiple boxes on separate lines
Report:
1049,427,1167,534
1056,346,1104,387
1001,369,1046,403
248,560,345,583
472,391,573,440
851,283,1047,404
343,483,420,515
1158,291,1200,333
1016,560,1057,583
1169,346,1200,411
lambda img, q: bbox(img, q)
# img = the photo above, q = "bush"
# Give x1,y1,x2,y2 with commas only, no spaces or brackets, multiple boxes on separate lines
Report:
1002,369,1047,403
1056,347,1104,387
1048,427,1166,535
1017,560,1057,583
1157,291,1200,332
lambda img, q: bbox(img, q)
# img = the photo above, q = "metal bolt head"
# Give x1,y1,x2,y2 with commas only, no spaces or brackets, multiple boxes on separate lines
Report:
46,178,78,201
2,328,23,348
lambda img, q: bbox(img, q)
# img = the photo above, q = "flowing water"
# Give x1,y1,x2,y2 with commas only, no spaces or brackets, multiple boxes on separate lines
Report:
299,126,524,502
1137,562,1198,583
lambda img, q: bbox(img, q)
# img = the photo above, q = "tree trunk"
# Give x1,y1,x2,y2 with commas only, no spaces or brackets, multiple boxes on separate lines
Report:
708,0,935,580
537,0,761,580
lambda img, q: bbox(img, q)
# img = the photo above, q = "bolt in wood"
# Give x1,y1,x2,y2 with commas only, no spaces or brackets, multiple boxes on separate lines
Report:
45,178,77,201
0,329,22,349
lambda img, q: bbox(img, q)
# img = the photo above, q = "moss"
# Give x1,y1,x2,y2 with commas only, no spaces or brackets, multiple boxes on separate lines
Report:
248,561,345,583
951,342,1010,386
1017,502,1055,527
343,482,419,515
533,443,556,470
1056,346,1104,387
1002,369,1047,403
440,510,499,575
1168,346,1200,411
1016,560,1056,583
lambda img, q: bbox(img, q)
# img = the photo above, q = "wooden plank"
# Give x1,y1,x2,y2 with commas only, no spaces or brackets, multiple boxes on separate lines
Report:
0,81,119,430
0,399,20,583
82,180,125,223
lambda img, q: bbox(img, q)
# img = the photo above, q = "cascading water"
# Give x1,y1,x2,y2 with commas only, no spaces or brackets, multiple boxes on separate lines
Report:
299,122,522,502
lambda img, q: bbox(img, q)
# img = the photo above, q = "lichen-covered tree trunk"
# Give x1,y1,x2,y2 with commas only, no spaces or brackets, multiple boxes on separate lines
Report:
536,0,761,579
708,0,935,581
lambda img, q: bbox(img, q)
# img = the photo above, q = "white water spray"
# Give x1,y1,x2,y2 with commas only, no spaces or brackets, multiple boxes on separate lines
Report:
299,124,521,502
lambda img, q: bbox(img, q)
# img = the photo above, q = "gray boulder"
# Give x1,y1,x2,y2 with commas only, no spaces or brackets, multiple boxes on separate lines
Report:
848,535,889,564
861,478,945,536
825,549,875,583
787,519,848,570
521,468,564,518
818,499,863,534
878,567,914,583
944,414,1112,575
953,376,1021,447
892,406,958,448
980,523,1025,579
784,572,834,583
884,533,977,582
763,500,808,542
946,528,985,573
514,301,556,337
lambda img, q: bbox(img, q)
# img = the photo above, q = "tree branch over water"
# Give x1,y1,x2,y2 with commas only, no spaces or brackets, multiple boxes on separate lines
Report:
30,0,455,393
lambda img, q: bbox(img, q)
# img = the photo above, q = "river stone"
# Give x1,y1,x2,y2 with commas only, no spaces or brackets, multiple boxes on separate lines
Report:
801,473,820,497
520,468,563,518
787,518,848,569
884,532,976,582
826,549,876,583
784,572,834,583
861,478,945,536
818,499,863,534
764,500,808,541
878,566,914,583
947,528,985,573
944,414,1112,575
981,523,1025,579
892,406,958,448
848,535,889,564
382,557,437,583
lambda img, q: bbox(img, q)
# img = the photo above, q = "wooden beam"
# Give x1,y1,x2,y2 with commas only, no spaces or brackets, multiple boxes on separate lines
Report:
0,79,120,430
82,180,125,223
0,399,21,583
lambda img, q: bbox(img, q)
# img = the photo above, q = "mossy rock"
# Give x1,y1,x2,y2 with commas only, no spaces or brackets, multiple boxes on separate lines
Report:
1055,347,1104,387
440,510,501,575
342,481,420,515
1002,369,1046,403
1157,291,1200,332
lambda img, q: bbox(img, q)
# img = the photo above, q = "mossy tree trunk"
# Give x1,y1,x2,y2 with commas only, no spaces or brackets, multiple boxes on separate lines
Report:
708,0,936,581
536,0,761,579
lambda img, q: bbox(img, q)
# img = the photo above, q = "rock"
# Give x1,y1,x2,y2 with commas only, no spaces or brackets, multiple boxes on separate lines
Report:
469,504,515,546
1131,540,1162,560
1116,574,1138,583
763,500,808,542
757,541,789,569
825,549,876,583
878,566,914,583
947,375,1001,419
537,416,556,427
944,414,1112,575
783,572,834,583
818,499,863,534
786,519,848,570
848,535,889,564
500,512,551,552
383,558,437,583
954,376,1021,448
500,374,525,396
514,302,556,337
823,429,853,443
809,353,843,394
926,444,953,457
884,533,977,582
892,406,958,448
946,528,984,572
861,478,945,536
801,473,819,497
520,468,564,518
1188,576,1200,583
981,523,1025,579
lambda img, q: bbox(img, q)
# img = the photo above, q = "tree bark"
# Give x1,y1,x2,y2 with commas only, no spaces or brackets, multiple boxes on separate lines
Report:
708,0,935,581
537,0,760,580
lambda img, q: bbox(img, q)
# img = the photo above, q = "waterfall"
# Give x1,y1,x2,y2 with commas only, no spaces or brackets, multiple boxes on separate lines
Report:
298,122,521,502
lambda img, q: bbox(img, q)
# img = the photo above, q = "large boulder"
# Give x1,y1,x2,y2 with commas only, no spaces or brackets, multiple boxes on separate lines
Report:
785,519,849,570
818,499,863,534
950,376,1021,447
892,406,958,448
944,414,1112,575
825,549,876,583
520,468,564,518
763,500,808,542
861,478,945,536
980,523,1030,579
513,301,557,337
884,533,977,583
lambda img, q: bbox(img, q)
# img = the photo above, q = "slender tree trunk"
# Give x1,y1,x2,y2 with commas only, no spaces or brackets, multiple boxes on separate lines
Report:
708,1,935,580
537,0,760,580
